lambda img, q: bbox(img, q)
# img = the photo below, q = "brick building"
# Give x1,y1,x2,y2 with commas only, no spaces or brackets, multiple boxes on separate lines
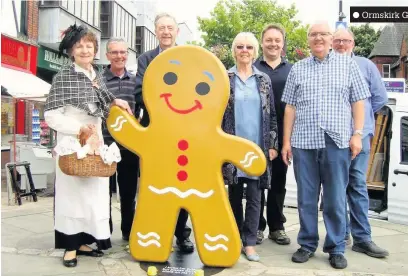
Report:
369,23,408,81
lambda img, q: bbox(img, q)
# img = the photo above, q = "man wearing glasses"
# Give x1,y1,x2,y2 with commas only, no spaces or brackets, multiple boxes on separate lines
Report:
102,38,139,242
133,13,194,253
333,28,389,258
281,22,370,269
254,23,292,246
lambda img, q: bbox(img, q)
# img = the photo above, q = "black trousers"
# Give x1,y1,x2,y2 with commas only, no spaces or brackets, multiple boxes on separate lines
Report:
258,155,288,232
174,209,191,240
109,149,139,237
229,178,262,246
109,150,191,240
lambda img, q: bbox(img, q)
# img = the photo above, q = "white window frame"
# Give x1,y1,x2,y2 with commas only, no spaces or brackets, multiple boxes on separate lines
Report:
383,64,391,78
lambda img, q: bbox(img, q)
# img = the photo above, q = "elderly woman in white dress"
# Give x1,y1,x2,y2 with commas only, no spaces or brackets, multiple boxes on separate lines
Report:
44,24,132,268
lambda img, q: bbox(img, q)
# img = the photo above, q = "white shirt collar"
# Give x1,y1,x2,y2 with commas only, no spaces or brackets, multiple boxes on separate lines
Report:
74,63,96,81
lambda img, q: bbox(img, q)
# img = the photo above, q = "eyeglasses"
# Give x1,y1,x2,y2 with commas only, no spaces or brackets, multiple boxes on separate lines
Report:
236,45,254,50
308,32,332,38
108,50,129,56
333,39,353,45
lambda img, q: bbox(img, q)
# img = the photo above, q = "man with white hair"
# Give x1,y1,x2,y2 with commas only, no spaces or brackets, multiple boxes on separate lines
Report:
134,13,194,253
281,21,370,269
333,28,389,258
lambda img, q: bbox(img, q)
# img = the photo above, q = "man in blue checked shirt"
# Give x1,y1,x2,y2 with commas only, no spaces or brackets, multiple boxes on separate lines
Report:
281,21,371,269
333,28,389,258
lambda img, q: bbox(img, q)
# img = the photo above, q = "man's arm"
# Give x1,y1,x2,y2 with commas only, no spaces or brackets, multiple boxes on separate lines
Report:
368,60,388,112
280,66,297,165
283,105,296,148
349,59,371,159
349,60,371,129
352,100,365,132
134,55,148,113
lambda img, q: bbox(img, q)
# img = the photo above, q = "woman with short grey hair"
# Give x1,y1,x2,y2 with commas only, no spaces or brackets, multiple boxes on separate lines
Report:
222,32,279,262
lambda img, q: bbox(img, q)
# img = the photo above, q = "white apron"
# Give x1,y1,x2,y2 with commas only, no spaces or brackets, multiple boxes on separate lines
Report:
45,64,111,242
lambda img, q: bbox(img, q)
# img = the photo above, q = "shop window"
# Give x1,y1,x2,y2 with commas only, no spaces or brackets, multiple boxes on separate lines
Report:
1,96,15,146
401,117,408,163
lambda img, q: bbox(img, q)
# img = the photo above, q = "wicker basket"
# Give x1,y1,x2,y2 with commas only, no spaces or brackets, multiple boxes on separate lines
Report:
59,153,117,177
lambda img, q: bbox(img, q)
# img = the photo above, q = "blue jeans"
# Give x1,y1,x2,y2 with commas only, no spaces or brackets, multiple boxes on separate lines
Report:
293,134,351,254
345,136,372,243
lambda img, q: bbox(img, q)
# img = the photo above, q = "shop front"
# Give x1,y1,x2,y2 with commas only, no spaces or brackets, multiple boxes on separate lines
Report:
36,45,70,83
1,34,53,168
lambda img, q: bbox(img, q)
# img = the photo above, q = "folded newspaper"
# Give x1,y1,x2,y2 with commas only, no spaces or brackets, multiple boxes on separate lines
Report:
54,136,121,165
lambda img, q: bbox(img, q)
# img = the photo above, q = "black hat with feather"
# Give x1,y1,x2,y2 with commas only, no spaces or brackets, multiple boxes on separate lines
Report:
58,24,88,57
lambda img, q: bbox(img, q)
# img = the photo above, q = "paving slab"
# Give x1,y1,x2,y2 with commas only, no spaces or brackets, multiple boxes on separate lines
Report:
1,222,37,248
2,213,54,234
16,231,56,250
1,253,102,276
2,194,408,276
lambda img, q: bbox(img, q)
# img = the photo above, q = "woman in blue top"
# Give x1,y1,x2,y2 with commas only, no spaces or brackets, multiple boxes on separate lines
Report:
222,32,279,261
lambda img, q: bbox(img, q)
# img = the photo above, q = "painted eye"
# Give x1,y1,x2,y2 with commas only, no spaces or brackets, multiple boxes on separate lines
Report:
163,72,177,85
195,82,210,95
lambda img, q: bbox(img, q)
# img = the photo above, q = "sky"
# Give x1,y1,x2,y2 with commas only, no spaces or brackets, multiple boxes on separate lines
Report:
152,0,408,41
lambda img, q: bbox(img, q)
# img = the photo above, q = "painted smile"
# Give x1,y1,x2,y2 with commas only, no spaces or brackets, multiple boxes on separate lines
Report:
160,93,202,114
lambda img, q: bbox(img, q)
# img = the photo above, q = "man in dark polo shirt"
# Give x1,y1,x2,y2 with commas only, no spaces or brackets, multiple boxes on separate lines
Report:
254,23,292,245
102,38,138,241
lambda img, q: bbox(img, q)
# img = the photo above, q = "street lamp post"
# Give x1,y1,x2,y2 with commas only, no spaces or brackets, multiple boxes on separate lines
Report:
339,0,346,21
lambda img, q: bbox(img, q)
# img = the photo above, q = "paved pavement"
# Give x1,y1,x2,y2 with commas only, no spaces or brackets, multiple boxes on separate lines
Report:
2,192,408,276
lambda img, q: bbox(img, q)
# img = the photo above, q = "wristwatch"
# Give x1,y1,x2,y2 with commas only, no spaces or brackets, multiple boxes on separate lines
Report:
353,130,363,136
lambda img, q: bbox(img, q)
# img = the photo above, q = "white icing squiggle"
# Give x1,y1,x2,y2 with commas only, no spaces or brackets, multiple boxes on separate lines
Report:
204,243,228,251
137,232,160,240
148,186,214,199
138,240,161,247
204,233,229,242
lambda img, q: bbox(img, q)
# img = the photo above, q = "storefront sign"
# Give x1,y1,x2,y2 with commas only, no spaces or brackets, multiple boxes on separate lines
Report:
383,78,406,93
1,34,37,74
37,46,70,72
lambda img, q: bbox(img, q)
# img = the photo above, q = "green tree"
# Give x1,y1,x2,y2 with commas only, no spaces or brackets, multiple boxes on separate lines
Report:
350,24,381,58
196,0,308,68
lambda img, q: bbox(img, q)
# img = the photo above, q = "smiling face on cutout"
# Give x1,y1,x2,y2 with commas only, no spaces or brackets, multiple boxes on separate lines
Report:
143,45,230,127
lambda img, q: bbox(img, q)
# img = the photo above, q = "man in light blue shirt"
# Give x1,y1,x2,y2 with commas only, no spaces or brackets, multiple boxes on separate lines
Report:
333,28,389,258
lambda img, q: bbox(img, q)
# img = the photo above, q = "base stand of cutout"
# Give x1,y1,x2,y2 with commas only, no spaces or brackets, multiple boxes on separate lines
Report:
139,246,225,276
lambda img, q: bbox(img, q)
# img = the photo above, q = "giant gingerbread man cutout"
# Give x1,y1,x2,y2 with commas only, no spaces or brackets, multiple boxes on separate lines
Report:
107,45,267,267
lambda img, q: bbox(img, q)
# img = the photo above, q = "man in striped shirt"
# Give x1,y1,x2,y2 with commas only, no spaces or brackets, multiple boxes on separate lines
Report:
281,21,370,269
102,38,138,242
